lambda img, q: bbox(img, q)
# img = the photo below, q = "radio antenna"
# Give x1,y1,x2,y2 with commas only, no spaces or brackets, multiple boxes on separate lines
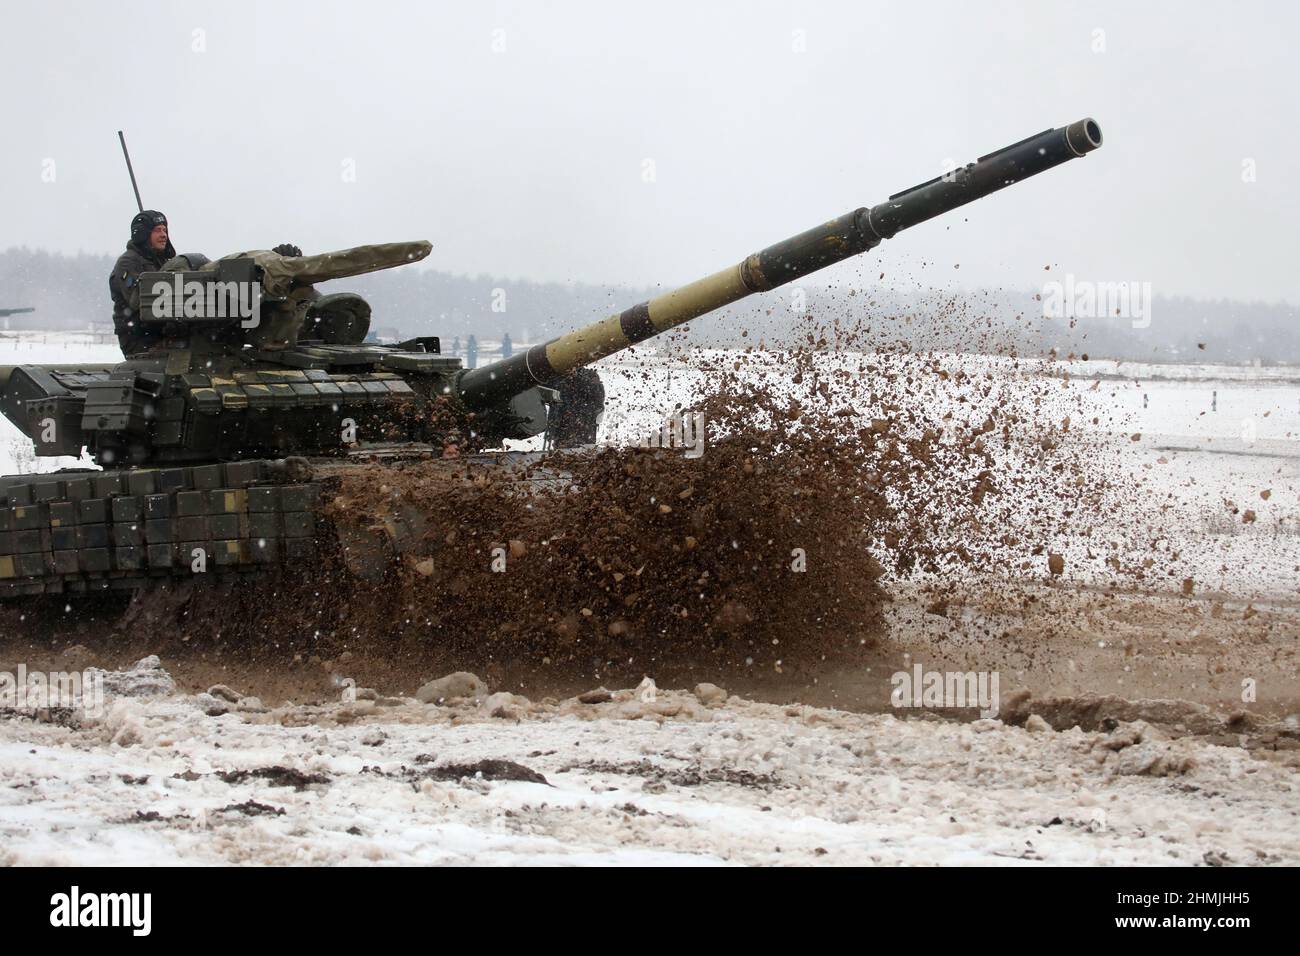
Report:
117,130,143,213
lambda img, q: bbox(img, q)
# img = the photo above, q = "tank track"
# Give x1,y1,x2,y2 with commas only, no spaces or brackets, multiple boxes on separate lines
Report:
0,460,322,599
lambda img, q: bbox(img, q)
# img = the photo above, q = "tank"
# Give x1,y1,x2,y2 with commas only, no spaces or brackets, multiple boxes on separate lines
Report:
0,118,1102,598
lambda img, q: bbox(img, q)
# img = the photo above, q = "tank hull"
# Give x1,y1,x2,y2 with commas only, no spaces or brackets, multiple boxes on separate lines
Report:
0,449,564,599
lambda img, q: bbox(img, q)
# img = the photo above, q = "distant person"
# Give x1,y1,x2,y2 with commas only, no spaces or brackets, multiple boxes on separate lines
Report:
466,334,478,369
109,210,175,355
501,331,513,358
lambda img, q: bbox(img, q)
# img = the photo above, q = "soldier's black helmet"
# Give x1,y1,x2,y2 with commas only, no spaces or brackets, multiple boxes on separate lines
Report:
130,210,169,246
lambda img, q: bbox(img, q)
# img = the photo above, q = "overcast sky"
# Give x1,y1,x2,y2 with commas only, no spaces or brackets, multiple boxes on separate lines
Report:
2,1,1296,304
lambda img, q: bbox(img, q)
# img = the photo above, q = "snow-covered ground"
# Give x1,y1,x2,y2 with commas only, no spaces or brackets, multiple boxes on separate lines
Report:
1,659,1295,866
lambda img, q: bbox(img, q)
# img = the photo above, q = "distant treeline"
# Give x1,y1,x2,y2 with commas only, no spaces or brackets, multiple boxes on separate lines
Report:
2,246,1295,364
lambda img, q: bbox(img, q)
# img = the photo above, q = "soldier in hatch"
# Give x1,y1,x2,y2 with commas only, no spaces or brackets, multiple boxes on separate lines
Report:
109,210,176,355
110,215,305,356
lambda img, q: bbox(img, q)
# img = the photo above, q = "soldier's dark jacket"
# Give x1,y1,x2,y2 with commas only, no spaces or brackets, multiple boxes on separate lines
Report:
109,238,175,355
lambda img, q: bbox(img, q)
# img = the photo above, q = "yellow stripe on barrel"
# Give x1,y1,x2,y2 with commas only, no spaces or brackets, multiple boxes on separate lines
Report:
543,313,629,375
647,263,750,331
542,263,749,376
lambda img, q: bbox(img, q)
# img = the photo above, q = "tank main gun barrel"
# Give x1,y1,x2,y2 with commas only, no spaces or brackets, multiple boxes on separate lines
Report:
458,118,1102,408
